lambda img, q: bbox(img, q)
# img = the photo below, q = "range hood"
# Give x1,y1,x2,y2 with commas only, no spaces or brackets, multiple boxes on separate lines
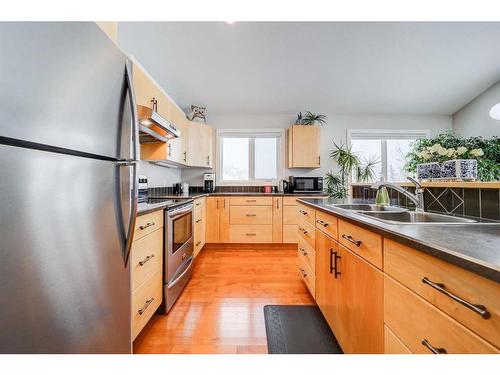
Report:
137,105,181,143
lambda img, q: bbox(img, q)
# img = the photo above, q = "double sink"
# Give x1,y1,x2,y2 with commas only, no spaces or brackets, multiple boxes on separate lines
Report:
330,204,477,225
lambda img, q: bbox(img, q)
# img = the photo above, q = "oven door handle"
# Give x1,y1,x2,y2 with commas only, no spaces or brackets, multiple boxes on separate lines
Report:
168,256,194,289
168,204,193,219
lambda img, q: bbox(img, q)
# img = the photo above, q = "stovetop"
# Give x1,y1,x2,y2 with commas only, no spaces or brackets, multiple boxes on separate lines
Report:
138,197,193,211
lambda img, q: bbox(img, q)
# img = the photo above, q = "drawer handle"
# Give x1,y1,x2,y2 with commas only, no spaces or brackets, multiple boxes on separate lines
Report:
422,277,491,319
139,222,155,230
330,249,341,278
342,234,361,246
246,199,257,202
299,227,308,235
138,297,155,315
138,254,155,266
196,241,202,246
316,219,329,227
246,233,257,236
299,210,308,215
299,268,307,278
196,203,201,207
196,219,202,223
421,339,447,354
245,214,257,217
300,247,308,256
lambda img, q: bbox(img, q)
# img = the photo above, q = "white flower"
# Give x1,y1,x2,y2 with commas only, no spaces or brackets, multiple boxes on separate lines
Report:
422,151,431,160
470,148,484,157
437,146,448,156
428,144,442,154
447,148,456,158
456,146,467,155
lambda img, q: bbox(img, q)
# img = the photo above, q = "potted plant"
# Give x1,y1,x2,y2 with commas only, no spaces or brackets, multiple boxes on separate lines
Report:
303,111,327,126
324,142,379,198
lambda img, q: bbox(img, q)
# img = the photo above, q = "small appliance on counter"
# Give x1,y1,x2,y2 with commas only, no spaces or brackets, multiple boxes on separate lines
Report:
280,179,290,193
138,176,149,203
174,182,190,196
203,173,216,193
289,176,323,193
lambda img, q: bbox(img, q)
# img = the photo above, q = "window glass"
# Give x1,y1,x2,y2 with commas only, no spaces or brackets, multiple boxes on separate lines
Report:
387,139,412,182
351,139,382,182
255,138,277,179
222,137,249,181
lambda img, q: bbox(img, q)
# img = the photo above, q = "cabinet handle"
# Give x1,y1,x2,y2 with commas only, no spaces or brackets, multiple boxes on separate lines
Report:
207,155,210,166
168,143,172,157
216,199,219,209
299,227,308,235
138,297,155,315
299,209,307,215
196,241,202,246
299,268,307,278
421,339,447,354
139,222,155,230
342,234,361,246
196,219,202,223
138,254,155,266
195,202,201,207
246,233,257,236
276,199,280,209
316,219,328,227
151,97,158,112
183,151,187,162
330,249,341,278
246,199,257,202
300,248,308,256
318,156,321,164
246,214,257,217
422,277,490,319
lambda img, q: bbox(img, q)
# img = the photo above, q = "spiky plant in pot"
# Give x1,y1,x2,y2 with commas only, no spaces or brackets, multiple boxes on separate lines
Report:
303,111,327,126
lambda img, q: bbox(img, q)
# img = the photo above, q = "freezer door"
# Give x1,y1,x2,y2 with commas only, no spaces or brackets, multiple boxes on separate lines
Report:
0,22,128,159
0,145,132,353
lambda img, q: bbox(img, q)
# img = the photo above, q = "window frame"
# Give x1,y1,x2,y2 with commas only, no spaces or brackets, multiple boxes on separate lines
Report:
347,129,431,183
216,128,285,186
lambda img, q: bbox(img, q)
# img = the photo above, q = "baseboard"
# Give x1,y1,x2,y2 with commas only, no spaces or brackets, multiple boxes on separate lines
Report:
203,243,297,250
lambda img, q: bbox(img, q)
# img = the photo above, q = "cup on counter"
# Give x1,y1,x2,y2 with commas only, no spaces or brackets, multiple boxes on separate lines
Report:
264,185,272,193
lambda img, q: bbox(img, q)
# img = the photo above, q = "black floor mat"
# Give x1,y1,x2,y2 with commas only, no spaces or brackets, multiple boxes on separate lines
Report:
263,305,343,354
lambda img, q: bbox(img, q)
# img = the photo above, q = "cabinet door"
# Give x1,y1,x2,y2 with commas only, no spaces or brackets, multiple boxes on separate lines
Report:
315,229,340,335
219,198,230,243
167,109,187,164
205,197,220,243
202,125,214,168
272,197,283,243
288,125,320,168
338,245,384,353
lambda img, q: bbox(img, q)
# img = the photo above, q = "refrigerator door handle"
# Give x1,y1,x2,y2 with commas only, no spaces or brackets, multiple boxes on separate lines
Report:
117,60,139,266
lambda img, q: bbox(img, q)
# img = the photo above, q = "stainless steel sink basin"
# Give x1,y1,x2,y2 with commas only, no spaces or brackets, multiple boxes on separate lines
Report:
331,204,408,213
360,211,477,225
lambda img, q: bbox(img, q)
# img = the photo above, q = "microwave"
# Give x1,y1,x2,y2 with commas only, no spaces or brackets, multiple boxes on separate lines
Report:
289,176,323,193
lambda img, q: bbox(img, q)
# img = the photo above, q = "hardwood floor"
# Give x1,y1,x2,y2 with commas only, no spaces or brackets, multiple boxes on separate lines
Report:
133,246,315,354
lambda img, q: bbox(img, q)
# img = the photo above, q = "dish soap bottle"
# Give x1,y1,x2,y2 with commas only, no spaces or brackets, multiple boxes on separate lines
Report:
375,182,390,206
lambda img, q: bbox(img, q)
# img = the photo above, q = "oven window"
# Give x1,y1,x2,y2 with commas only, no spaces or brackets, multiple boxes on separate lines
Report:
172,211,192,253
296,178,314,190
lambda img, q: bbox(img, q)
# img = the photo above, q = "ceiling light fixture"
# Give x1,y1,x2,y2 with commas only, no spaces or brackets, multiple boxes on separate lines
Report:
225,20,235,24
489,103,500,120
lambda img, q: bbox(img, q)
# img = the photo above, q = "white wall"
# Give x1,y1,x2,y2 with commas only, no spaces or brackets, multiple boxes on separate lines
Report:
453,80,500,138
138,161,181,188
182,113,452,186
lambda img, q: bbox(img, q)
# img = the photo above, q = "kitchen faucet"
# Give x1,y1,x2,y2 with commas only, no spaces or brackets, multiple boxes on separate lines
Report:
371,177,425,212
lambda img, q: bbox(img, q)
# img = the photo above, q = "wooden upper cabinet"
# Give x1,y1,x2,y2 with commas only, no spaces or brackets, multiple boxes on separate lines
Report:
287,125,321,168
186,121,213,167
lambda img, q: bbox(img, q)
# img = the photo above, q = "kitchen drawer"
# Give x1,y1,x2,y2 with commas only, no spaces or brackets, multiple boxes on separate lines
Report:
384,325,412,354
297,203,316,226
384,239,500,347
194,196,206,210
315,210,338,240
384,275,498,354
131,228,163,291
283,224,298,243
134,210,163,241
297,235,315,272
132,271,163,340
338,219,382,269
230,205,273,225
297,219,315,248
284,196,324,206
230,197,272,206
298,252,315,299
283,205,298,225
229,225,273,243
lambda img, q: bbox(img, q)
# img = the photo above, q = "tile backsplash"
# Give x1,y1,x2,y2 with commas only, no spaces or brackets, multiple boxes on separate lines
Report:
352,185,500,220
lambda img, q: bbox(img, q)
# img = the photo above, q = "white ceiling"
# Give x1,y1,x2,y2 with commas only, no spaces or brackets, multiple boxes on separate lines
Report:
118,22,500,115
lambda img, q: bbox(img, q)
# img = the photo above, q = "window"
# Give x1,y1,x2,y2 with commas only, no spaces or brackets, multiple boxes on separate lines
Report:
218,130,282,184
348,129,430,183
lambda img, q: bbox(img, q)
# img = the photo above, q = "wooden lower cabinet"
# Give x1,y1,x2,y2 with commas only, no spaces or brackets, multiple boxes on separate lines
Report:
283,224,298,243
384,325,412,354
384,275,498,354
315,228,384,353
205,197,229,243
193,197,206,258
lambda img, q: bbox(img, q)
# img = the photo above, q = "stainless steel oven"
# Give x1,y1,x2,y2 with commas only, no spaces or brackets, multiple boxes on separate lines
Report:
164,201,194,312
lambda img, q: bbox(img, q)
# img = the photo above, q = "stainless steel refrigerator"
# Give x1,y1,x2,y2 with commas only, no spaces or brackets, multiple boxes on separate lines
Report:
0,22,138,353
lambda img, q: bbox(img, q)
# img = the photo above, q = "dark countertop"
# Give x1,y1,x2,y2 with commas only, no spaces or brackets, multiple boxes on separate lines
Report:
137,192,327,215
297,198,500,283
137,198,194,216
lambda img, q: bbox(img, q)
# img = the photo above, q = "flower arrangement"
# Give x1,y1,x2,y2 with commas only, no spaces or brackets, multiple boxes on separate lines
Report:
406,131,500,181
